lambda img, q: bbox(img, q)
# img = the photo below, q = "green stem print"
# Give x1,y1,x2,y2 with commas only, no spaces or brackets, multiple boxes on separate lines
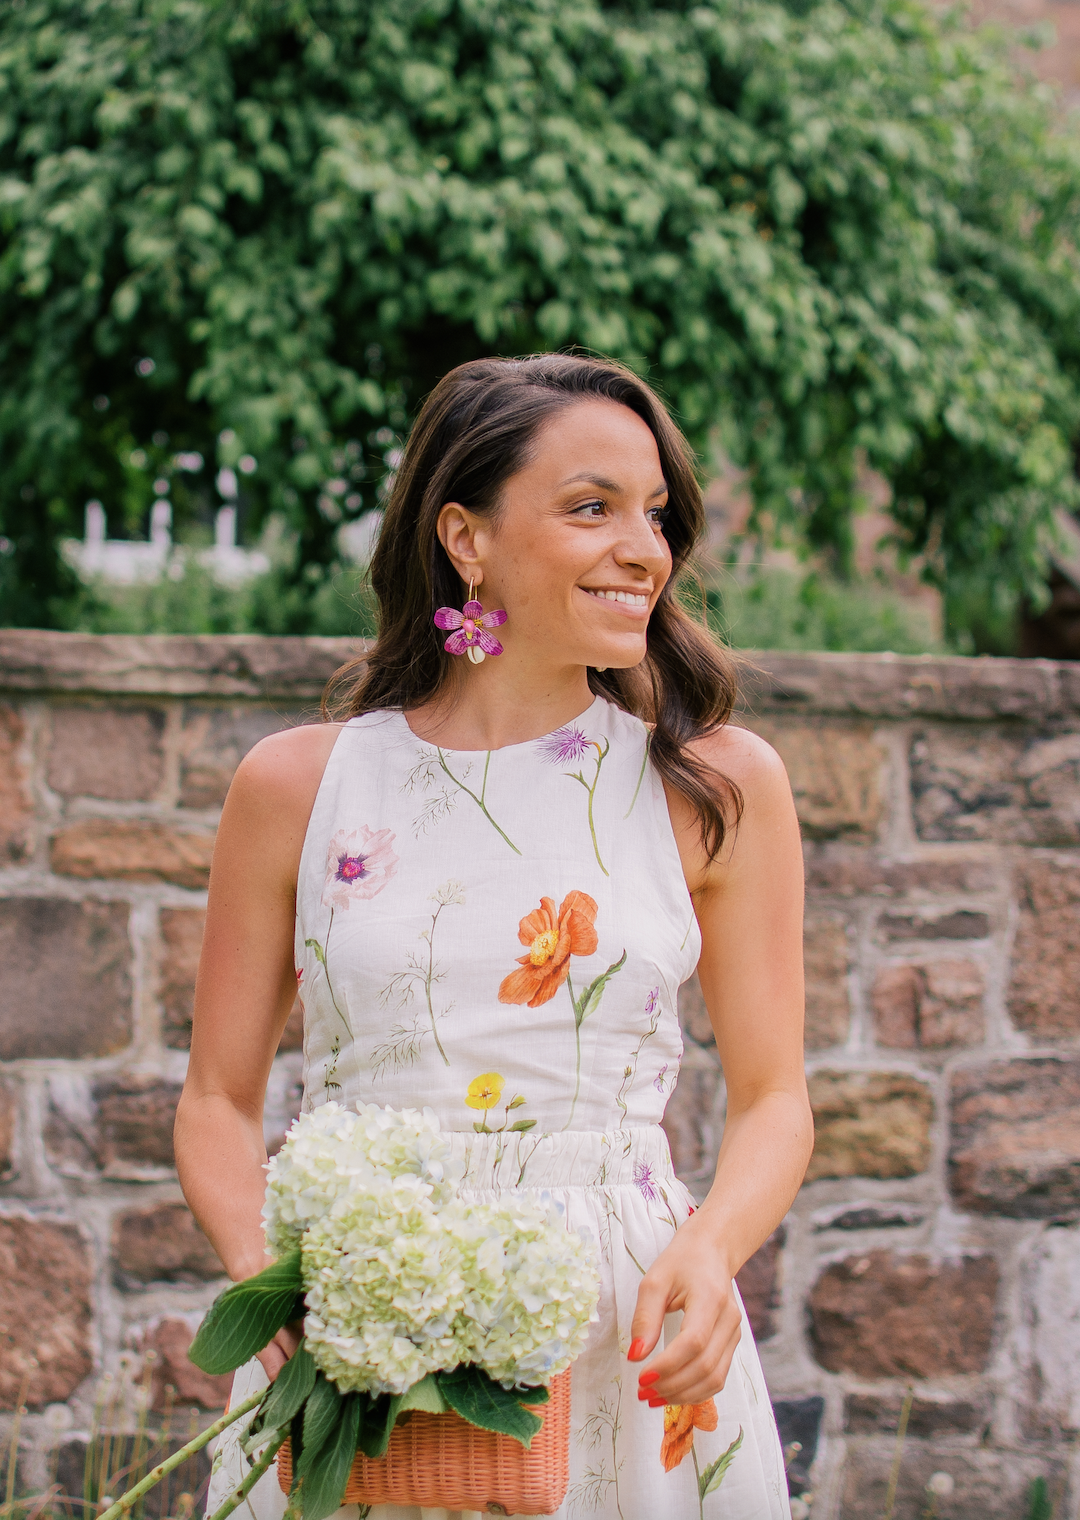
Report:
374,882,464,1073
438,748,521,853
402,748,520,852
323,1035,342,1099
615,989,662,1124
564,950,627,1129
565,739,611,875
692,1428,744,1517
571,1380,625,1517
306,907,350,1096
624,732,651,820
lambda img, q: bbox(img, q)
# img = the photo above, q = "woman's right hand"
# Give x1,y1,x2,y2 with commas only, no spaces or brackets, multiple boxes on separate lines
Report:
256,1322,304,1381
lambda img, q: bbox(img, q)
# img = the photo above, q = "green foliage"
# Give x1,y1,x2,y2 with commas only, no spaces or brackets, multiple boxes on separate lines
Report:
66,545,377,637
3,0,1080,629
1026,1476,1053,1520
706,568,946,653
188,1249,304,1375
436,1364,545,1447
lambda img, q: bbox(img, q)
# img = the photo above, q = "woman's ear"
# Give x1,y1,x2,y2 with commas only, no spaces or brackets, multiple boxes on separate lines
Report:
436,502,483,588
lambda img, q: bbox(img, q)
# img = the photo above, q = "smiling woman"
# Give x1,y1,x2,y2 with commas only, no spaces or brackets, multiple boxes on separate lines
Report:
176,354,811,1520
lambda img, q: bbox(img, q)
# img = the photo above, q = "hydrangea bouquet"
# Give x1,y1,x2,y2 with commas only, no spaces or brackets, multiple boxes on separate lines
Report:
99,1103,599,1520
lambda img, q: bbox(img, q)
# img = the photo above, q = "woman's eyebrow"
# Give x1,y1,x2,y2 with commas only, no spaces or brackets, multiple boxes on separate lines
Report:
558,472,669,497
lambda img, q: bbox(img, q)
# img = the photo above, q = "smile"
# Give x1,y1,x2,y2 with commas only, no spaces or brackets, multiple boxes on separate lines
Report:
582,589,649,608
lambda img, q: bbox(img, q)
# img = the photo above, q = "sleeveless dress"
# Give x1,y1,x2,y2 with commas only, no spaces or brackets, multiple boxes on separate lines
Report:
207,696,790,1520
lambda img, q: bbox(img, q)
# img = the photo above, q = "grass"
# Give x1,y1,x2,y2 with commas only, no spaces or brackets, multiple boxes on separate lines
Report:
0,1361,218,1520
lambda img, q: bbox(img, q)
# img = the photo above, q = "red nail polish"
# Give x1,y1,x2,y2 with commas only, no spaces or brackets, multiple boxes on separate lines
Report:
627,1339,646,1361
648,1396,665,1408
638,1370,659,1386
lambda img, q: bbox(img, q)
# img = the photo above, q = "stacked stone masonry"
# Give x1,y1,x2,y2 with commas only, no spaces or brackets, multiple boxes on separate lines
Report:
1,631,1079,1517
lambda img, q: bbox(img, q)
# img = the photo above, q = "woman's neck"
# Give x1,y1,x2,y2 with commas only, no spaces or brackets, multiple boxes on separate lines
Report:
403,660,597,752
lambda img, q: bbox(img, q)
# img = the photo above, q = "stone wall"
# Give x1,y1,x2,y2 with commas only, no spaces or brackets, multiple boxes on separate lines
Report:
1,631,1078,1518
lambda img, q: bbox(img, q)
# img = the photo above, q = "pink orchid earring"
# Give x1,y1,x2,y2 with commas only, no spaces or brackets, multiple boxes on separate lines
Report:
433,578,508,665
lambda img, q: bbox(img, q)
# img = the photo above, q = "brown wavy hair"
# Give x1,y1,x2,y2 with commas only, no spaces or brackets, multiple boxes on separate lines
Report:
324,353,742,857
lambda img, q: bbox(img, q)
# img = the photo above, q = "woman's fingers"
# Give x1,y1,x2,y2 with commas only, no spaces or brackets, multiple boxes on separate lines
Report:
628,1266,675,1362
254,1323,303,1382
635,1281,742,1405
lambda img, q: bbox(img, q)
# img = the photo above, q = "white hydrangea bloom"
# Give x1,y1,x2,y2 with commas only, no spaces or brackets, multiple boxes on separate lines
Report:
265,1102,600,1397
456,1194,600,1387
303,1173,467,1395
262,1101,455,1257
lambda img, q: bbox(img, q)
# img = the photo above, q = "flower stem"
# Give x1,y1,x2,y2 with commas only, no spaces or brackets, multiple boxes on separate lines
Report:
205,1428,287,1520
95,1392,265,1520
565,972,582,1129
693,1445,704,1519
624,734,650,820
307,909,350,1036
423,904,451,1067
438,751,521,853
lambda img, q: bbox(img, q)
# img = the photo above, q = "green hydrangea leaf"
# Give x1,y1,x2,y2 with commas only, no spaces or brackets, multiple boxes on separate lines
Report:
436,1366,544,1448
188,1251,303,1375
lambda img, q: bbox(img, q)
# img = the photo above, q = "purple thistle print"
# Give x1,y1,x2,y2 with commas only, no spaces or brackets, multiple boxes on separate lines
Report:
537,724,594,765
653,1063,669,1092
633,1160,659,1201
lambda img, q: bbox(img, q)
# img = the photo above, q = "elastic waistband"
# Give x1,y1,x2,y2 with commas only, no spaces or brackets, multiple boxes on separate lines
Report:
446,1124,677,1192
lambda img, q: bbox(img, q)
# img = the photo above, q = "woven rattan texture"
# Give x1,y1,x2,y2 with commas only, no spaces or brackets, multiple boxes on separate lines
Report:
277,1369,571,1515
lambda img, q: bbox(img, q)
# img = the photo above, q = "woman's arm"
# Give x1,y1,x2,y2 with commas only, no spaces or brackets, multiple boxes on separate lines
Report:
174,723,341,1377
629,724,812,1405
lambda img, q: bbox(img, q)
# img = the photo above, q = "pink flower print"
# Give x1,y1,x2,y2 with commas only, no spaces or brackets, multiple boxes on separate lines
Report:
538,725,593,765
645,986,659,1017
653,1063,668,1092
633,1160,659,1201
322,826,399,907
434,600,507,657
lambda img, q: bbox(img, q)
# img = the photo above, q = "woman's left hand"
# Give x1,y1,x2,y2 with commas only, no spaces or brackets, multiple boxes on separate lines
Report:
626,1212,743,1407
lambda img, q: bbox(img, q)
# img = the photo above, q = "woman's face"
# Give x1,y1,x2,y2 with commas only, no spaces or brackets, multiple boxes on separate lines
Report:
440,399,674,673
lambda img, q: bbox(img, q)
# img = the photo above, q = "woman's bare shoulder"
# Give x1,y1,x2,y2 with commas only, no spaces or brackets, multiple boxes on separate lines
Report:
690,721,790,801
226,721,346,822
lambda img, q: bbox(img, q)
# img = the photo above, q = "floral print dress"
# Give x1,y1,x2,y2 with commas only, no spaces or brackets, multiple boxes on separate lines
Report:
207,697,790,1520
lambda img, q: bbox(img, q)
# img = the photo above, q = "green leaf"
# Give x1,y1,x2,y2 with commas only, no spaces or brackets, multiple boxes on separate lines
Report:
508,1119,537,1132
296,1392,360,1520
505,1383,549,1406
188,1251,303,1375
574,951,627,1027
304,938,327,966
356,1392,396,1461
296,1374,344,1479
699,1427,744,1500
394,1373,447,1416
436,1366,543,1448
258,1342,316,1434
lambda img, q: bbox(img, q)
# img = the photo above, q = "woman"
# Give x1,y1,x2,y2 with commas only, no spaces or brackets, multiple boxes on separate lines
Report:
178,354,811,1520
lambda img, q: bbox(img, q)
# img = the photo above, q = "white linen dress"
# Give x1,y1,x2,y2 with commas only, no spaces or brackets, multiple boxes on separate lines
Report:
207,696,790,1520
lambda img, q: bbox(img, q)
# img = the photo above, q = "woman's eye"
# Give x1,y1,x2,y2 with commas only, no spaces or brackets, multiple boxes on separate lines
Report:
648,506,669,527
575,500,607,520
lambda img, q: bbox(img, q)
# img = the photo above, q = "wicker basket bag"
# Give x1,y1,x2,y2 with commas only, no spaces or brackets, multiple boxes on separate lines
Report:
277,1369,571,1516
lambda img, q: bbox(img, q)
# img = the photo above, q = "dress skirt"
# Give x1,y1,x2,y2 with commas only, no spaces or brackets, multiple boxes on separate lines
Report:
206,1126,790,1520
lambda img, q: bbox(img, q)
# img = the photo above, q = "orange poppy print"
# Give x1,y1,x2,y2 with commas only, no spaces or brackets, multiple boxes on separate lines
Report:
660,1399,718,1472
497,891,599,1007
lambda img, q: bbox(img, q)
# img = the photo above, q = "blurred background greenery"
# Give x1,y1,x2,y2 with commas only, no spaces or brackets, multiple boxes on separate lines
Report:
4,0,1080,654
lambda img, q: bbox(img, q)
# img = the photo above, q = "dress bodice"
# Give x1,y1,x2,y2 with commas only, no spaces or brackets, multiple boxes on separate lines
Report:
294,697,702,1134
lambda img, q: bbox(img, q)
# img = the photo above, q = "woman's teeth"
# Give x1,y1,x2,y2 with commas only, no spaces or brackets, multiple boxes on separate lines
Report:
585,589,648,607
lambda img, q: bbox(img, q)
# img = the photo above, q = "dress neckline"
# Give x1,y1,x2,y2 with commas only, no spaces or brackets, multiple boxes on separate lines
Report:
395,695,605,756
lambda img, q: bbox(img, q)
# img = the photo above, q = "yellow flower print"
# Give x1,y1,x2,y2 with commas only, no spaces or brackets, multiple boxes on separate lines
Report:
466,1072,505,1111
465,1074,536,1136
